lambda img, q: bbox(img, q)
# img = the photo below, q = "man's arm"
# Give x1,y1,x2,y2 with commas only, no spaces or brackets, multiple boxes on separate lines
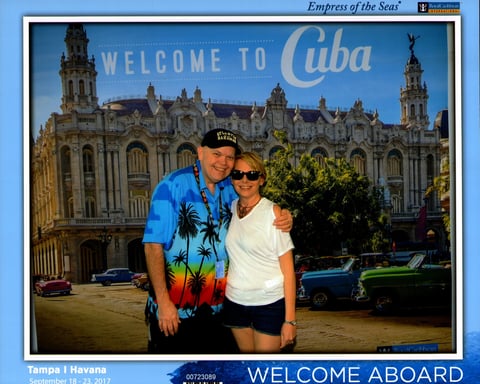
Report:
145,243,181,336
273,208,293,232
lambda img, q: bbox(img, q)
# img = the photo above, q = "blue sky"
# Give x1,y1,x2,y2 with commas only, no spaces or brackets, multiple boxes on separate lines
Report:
30,20,449,137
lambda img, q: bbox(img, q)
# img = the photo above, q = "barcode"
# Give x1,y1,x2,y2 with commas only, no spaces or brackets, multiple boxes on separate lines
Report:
183,382,223,384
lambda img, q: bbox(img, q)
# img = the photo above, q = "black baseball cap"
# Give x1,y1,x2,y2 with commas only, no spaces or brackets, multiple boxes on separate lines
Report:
201,129,240,154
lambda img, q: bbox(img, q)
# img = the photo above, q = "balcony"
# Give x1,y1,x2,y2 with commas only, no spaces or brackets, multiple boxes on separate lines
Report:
127,172,150,188
54,217,146,228
387,175,403,189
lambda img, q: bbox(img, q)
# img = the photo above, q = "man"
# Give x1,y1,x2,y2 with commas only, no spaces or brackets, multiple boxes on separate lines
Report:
143,128,292,354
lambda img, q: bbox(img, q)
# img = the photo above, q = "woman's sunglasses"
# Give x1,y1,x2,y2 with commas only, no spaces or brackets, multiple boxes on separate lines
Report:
230,170,262,181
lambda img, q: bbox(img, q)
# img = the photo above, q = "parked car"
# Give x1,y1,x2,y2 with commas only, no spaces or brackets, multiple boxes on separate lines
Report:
91,268,136,286
355,252,452,314
131,272,150,291
298,256,380,309
35,278,72,297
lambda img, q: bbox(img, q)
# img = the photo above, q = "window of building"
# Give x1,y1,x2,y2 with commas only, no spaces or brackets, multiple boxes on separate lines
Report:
387,149,403,176
391,194,403,214
68,197,74,218
311,147,328,168
350,148,366,175
177,143,196,168
68,80,74,96
85,196,96,218
127,142,149,174
129,191,149,218
79,80,85,95
269,146,284,160
82,146,94,173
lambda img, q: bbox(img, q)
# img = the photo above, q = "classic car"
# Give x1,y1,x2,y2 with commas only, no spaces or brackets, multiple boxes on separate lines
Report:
131,272,150,291
35,279,72,297
91,268,136,286
355,252,452,313
298,256,382,309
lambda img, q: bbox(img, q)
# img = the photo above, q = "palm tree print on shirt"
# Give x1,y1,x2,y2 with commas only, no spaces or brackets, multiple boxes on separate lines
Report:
176,202,200,307
169,195,233,316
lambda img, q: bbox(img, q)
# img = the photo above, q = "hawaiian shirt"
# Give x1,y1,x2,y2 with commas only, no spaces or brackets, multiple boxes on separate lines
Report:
143,160,237,319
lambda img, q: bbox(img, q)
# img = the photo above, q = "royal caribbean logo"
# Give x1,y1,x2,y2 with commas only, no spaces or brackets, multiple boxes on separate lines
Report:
418,2,460,13
418,2,429,12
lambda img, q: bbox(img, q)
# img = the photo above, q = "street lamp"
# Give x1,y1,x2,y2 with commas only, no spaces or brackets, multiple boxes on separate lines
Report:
98,227,112,271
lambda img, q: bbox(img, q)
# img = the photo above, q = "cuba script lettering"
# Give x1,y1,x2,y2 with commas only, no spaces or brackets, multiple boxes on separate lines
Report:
281,26,372,87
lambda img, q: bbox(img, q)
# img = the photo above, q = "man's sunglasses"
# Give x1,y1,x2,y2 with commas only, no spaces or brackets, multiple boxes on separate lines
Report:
230,170,262,181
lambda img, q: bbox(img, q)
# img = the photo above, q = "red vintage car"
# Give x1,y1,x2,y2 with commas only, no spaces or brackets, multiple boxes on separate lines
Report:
35,279,72,297
131,272,150,291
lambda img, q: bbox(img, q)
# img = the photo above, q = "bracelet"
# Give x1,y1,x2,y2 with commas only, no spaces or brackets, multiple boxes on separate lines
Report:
284,320,297,326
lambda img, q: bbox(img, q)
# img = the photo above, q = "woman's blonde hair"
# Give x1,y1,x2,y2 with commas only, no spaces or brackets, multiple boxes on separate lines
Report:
235,151,266,178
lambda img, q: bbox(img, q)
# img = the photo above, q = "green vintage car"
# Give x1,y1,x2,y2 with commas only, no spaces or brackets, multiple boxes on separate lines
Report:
355,253,452,314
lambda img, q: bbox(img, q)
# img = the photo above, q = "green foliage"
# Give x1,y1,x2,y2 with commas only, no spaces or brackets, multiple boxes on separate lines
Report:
263,131,385,256
426,158,451,241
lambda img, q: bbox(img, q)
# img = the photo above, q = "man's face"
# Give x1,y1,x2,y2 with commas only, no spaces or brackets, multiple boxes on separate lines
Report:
197,146,236,186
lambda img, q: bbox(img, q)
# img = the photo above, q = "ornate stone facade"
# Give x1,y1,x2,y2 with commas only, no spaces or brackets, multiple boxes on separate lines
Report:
31,24,447,283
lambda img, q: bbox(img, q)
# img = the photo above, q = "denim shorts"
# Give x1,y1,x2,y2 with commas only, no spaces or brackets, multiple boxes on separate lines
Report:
223,297,285,336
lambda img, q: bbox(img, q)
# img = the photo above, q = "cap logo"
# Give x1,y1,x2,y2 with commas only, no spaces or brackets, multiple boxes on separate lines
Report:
217,130,237,144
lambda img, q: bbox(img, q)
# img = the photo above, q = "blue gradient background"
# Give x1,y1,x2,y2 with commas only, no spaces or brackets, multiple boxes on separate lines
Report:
1,1,478,383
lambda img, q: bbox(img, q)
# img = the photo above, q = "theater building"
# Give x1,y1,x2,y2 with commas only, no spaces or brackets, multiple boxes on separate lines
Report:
31,24,448,282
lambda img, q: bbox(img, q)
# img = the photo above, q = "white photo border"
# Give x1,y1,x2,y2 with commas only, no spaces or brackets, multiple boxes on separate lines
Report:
23,14,463,362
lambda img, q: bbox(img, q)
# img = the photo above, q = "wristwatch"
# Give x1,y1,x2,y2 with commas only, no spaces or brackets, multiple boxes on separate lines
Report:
284,320,297,326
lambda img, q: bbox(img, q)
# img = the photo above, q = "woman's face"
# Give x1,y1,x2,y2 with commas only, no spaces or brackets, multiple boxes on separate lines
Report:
230,158,264,199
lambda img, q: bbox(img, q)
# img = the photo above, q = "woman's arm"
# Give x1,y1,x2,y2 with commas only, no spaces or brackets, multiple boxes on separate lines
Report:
279,250,297,349
273,203,297,349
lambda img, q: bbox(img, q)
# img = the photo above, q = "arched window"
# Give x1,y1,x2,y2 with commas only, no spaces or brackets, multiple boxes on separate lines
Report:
350,148,366,175
426,154,435,185
79,80,85,95
269,146,284,160
68,80,74,96
387,149,403,176
85,196,96,218
391,194,402,214
311,147,328,168
410,104,415,117
67,197,74,218
177,143,196,168
129,191,149,218
82,146,94,173
127,142,148,174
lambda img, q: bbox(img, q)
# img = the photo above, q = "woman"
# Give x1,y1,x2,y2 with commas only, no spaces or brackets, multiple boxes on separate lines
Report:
223,152,297,353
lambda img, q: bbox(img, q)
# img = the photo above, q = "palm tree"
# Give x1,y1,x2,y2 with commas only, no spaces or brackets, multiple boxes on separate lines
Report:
212,285,225,307
197,244,212,274
164,260,176,291
187,270,207,309
189,244,213,308
200,216,220,260
178,201,200,306
176,202,201,307
221,201,232,229
173,249,194,306
198,216,225,307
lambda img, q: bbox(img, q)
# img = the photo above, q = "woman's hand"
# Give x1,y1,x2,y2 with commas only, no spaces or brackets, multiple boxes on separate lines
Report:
280,322,297,349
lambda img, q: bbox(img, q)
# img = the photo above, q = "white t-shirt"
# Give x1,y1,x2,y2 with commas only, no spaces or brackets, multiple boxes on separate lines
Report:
225,197,294,306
